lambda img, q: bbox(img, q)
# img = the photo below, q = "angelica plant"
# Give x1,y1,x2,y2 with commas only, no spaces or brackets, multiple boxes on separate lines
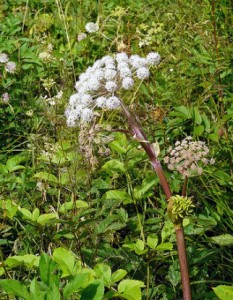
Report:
65,51,198,300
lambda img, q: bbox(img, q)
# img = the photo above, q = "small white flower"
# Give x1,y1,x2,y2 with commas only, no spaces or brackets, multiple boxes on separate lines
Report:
85,22,99,33
77,32,87,42
122,77,134,90
105,96,121,109
5,61,16,73
69,93,82,106
104,69,117,80
96,96,107,108
94,69,105,80
119,67,132,79
136,67,150,79
115,52,128,62
80,94,93,106
88,77,100,91
1,92,10,103
117,62,129,71
81,107,94,122
146,52,161,65
0,53,9,63
55,91,63,99
105,81,117,92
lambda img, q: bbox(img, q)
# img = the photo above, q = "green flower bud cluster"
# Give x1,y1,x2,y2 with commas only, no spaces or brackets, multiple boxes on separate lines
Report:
167,195,195,224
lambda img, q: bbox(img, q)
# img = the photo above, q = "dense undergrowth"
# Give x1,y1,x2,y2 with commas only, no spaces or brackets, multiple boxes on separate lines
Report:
0,0,232,299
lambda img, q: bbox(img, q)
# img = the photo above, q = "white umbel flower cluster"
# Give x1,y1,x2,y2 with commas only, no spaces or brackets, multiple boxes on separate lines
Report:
65,51,160,126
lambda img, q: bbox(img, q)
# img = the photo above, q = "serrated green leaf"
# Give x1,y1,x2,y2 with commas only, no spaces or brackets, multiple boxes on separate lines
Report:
0,279,30,300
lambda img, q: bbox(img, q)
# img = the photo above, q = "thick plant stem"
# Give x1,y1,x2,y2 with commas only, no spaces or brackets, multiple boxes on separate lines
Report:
121,102,191,299
175,223,192,300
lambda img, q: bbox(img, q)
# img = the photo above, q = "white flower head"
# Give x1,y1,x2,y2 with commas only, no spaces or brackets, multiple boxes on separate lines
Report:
136,67,150,79
105,81,117,92
66,51,160,126
96,96,107,108
0,53,9,63
119,67,132,79
1,92,10,103
115,52,128,63
81,107,94,122
77,32,87,42
5,61,16,73
122,77,134,90
105,96,121,110
146,52,161,65
85,22,99,33
104,69,117,80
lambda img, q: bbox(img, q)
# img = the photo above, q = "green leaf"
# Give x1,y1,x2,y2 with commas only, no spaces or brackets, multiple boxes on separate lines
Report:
6,155,27,173
109,132,128,154
194,125,204,136
211,234,233,246
76,200,89,208
94,263,111,286
0,279,30,300
105,190,133,204
39,253,59,287
118,279,145,293
170,106,192,119
30,278,45,300
193,107,202,124
5,254,39,269
36,213,58,225
34,172,59,183
133,175,158,199
213,285,233,300
53,247,81,277
0,163,8,174
161,221,174,242
117,280,145,300
102,159,126,174
111,269,127,283
156,242,173,251
63,272,94,298
19,207,32,220
32,208,40,221
80,280,104,300
0,199,18,219
147,234,158,250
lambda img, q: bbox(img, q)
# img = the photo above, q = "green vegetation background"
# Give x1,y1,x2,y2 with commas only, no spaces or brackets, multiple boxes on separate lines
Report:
0,0,232,299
